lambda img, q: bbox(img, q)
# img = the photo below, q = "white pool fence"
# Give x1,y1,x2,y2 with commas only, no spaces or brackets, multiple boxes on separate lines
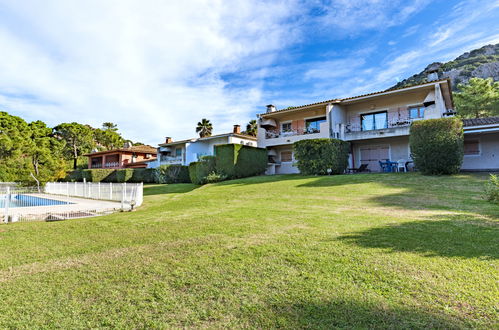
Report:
1,182,143,224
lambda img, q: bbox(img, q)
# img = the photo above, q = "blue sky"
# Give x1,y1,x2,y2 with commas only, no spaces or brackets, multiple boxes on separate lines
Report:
0,0,498,144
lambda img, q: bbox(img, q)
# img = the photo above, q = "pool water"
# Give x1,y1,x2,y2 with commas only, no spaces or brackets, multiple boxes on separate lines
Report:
0,194,70,208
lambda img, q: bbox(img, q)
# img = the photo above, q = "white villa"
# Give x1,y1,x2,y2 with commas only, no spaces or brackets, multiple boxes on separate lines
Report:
257,76,499,174
149,125,257,167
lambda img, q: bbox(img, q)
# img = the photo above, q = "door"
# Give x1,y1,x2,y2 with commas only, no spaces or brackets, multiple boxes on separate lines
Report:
359,145,389,172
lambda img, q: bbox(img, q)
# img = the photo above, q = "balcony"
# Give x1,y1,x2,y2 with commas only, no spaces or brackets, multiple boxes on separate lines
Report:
104,162,120,168
343,118,414,141
159,156,183,165
263,121,329,147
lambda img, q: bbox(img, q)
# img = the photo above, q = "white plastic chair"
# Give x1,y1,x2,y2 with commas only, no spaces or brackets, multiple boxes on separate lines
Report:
397,159,406,172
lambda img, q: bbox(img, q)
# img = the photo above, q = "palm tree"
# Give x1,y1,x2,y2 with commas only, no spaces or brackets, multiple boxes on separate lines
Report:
196,118,213,138
245,119,257,137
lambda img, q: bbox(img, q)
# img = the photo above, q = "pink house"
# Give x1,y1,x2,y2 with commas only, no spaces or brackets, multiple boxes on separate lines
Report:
84,145,157,169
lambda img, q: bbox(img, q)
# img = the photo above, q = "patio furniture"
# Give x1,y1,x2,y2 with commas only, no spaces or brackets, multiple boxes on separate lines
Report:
397,159,407,172
405,160,414,172
347,164,371,174
379,160,398,172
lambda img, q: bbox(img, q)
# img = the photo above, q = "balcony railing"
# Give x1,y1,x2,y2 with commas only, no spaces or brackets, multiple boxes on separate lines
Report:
265,128,322,139
160,156,182,164
345,118,413,133
104,162,120,168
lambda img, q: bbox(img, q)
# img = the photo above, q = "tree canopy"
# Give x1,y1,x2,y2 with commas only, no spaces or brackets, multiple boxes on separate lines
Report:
196,119,213,138
245,120,257,137
454,78,499,118
0,111,135,183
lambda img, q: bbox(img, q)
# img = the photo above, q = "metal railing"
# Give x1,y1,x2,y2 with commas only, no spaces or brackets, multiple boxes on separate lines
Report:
45,182,143,207
265,128,323,139
2,182,143,224
346,118,413,133
104,162,120,168
160,156,183,164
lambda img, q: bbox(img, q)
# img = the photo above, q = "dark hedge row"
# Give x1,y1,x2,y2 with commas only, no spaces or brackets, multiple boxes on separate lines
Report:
188,144,267,185
293,138,350,175
65,166,188,183
409,118,464,175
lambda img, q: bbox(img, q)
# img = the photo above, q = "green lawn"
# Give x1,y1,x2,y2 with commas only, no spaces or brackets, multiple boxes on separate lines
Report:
0,173,498,328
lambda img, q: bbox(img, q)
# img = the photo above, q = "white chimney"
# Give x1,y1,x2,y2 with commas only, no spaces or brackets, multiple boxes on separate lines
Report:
266,104,276,113
427,72,438,82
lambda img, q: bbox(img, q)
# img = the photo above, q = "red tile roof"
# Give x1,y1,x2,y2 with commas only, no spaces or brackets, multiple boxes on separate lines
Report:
463,116,499,127
259,79,451,116
84,145,157,157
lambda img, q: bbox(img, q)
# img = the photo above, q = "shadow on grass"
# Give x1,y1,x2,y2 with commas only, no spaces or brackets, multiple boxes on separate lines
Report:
297,172,499,218
212,174,305,187
143,184,198,196
267,299,466,328
339,215,499,259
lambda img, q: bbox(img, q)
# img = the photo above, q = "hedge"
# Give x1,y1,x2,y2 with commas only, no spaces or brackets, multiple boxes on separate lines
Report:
129,168,157,183
189,157,216,185
64,167,187,184
156,165,190,183
293,138,350,175
409,118,463,175
215,144,267,179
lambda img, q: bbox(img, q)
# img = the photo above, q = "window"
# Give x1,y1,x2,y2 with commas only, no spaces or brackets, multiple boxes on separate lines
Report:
409,106,425,119
175,148,182,157
281,122,292,133
305,117,327,133
361,111,387,131
281,151,292,162
464,140,480,155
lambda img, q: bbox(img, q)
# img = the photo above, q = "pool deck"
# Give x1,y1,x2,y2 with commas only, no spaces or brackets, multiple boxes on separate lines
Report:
3,194,123,220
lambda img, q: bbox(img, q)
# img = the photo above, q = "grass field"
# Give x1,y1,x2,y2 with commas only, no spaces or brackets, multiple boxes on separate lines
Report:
0,173,498,328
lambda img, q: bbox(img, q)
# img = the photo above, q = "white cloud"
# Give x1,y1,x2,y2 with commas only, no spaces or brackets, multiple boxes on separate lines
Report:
0,0,300,144
316,0,431,35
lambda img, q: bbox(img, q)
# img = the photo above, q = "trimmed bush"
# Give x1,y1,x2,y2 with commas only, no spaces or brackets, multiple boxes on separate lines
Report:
189,159,216,185
88,169,115,182
65,168,154,183
129,168,156,183
214,144,267,179
409,118,464,175
293,138,350,175
205,172,227,184
484,174,499,203
156,165,190,184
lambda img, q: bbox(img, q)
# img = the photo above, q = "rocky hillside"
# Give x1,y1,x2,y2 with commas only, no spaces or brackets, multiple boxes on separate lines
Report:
390,43,499,91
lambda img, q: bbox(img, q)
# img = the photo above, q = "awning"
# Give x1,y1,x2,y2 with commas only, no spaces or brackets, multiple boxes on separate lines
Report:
159,146,172,152
260,118,277,129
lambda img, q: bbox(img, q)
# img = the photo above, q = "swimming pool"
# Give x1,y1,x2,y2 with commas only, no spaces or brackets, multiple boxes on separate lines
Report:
0,194,71,208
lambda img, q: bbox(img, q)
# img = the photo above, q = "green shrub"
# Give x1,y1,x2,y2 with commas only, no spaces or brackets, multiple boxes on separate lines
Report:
129,168,156,183
215,145,238,178
65,170,84,182
484,174,499,203
293,138,350,175
105,169,133,183
88,169,114,182
156,165,191,184
409,118,463,175
214,144,267,179
205,172,227,184
65,168,154,183
234,146,267,178
189,159,216,185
